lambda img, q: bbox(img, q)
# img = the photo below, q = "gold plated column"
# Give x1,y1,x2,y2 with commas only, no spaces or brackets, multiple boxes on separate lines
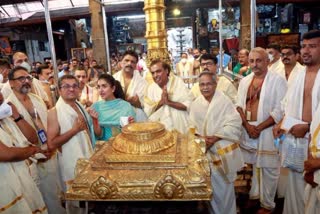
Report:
144,0,171,66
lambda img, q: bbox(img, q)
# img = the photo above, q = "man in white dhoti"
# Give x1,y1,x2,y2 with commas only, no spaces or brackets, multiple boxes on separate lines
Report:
280,45,304,86
189,71,244,214
144,59,192,134
113,50,148,121
47,75,94,214
7,66,65,214
266,43,284,76
275,45,304,201
237,47,287,213
304,105,320,214
190,54,237,103
273,30,320,214
0,91,48,213
1,52,50,107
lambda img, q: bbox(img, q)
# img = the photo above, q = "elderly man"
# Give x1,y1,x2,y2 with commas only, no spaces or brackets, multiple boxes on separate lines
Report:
74,67,99,108
7,66,65,214
113,50,147,121
0,91,48,213
237,47,287,213
189,71,244,214
273,30,320,214
144,59,192,134
190,54,237,103
47,75,94,214
1,52,49,108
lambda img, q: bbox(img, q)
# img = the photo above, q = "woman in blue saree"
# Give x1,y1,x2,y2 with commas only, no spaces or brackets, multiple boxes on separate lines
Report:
89,74,135,144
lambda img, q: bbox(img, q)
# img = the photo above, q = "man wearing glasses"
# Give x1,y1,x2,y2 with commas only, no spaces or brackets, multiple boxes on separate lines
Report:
190,53,237,103
7,66,65,214
47,74,94,214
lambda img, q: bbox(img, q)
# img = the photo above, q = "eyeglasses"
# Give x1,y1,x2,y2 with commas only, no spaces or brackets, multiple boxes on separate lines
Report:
12,75,33,83
200,62,214,67
60,84,79,90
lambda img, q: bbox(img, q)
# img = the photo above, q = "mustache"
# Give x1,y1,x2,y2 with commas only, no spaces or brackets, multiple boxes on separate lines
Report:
125,65,133,69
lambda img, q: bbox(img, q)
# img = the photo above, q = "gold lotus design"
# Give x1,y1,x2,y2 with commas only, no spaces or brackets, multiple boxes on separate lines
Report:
112,122,175,155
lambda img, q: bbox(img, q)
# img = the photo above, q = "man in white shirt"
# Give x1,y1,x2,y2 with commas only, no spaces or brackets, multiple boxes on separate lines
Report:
266,43,284,76
114,50,148,121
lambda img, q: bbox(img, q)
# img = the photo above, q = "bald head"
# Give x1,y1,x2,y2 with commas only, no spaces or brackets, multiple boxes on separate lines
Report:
249,47,268,60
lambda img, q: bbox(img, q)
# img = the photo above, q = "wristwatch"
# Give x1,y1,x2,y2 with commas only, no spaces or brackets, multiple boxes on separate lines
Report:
14,114,24,123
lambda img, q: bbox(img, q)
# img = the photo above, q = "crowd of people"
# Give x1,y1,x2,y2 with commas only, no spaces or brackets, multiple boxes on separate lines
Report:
0,29,319,214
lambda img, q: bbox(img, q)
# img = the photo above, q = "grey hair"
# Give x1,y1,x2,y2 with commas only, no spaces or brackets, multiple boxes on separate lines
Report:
199,71,217,84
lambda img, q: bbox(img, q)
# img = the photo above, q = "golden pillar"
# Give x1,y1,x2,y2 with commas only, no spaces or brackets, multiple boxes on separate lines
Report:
144,0,171,66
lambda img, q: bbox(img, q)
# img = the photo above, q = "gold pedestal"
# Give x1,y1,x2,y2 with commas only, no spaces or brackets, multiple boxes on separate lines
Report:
66,122,212,201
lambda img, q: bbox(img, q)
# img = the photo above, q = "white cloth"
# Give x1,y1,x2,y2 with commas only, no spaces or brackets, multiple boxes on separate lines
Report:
304,105,320,214
55,97,93,190
282,68,320,214
190,75,237,104
236,71,287,167
284,62,304,87
282,170,305,214
80,84,97,104
189,91,244,214
175,61,193,77
55,98,93,214
6,93,48,133
0,128,47,214
237,71,287,210
269,58,284,76
0,117,40,186
6,92,65,214
2,78,49,103
114,70,148,122
144,74,192,134
250,164,280,210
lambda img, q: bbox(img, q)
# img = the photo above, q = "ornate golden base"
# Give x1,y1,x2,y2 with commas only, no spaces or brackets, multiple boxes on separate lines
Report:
66,123,212,201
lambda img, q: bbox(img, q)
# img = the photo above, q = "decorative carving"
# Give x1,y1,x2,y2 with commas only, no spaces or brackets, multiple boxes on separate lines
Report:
74,159,90,177
90,176,118,199
112,122,175,155
154,174,185,199
66,122,212,201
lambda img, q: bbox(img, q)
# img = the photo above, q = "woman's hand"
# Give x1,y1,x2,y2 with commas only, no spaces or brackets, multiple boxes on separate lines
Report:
128,116,135,124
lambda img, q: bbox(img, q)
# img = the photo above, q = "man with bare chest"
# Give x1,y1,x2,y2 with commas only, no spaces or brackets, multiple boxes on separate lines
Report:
7,66,65,213
113,50,148,121
47,75,94,214
273,30,320,214
236,47,287,213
